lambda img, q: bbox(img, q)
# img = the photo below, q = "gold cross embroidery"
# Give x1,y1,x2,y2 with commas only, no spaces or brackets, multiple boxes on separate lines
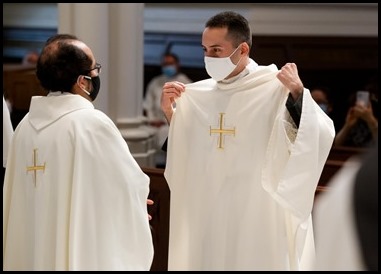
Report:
26,149,46,187
210,113,236,149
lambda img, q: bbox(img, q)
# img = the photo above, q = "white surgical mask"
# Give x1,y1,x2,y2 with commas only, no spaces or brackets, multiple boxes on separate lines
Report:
204,45,242,81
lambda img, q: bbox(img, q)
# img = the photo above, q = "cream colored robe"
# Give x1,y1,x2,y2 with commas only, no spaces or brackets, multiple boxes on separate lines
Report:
3,96,14,168
3,93,154,270
165,64,335,270
314,157,365,270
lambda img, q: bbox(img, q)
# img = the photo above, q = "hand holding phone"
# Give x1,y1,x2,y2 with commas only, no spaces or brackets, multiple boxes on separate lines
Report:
356,91,370,107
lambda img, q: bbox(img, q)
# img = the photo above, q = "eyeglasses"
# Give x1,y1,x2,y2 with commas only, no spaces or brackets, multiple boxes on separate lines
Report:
85,63,102,74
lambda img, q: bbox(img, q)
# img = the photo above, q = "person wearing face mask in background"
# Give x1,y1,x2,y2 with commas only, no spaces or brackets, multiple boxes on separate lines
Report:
310,86,332,115
143,52,192,168
3,34,154,271
160,11,335,271
310,86,338,130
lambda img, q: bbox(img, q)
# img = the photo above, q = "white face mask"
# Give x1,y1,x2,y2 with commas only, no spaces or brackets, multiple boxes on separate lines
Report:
204,45,242,81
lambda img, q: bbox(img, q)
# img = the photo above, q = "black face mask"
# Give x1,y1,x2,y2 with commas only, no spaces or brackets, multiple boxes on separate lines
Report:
83,75,101,101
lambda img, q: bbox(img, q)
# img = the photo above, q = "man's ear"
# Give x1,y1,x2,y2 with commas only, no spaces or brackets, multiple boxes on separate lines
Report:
76,75,87,89
73,75,87,95
242,42,250,55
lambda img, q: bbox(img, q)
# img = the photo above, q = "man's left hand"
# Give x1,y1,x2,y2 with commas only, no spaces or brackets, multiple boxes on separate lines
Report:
277,63,304,101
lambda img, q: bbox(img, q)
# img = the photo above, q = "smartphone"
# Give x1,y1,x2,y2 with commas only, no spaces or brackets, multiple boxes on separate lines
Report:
356,91,370,107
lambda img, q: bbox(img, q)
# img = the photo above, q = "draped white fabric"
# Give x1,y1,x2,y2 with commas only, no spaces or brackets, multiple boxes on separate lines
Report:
3,93,154,270
314,158,365,270
165,64,335,270
3,96,14,167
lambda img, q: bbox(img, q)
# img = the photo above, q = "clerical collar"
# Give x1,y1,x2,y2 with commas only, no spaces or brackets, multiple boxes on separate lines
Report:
220,59,259,84
48,91,71,96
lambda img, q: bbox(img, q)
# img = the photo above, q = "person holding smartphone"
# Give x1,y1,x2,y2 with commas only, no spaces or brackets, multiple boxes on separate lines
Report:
334,84,378,147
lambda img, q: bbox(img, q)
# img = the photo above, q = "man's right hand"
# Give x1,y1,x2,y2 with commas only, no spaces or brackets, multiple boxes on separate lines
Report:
161,81,186,123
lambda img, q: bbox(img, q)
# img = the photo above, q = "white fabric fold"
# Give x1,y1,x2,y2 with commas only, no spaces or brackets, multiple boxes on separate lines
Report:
165,64,334,270
3,93,154,270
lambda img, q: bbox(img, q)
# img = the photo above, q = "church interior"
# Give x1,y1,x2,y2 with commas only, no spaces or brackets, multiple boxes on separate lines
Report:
3,3,378,270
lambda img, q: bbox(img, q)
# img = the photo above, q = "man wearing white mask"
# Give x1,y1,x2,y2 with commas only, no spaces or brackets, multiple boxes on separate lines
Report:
160,11,335,271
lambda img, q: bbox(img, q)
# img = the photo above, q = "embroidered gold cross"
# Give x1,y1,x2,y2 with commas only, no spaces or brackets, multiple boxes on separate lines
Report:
210,113,235,149
26,149,46,187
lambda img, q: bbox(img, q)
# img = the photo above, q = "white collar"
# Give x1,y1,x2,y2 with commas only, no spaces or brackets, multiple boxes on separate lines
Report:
220,58,259,84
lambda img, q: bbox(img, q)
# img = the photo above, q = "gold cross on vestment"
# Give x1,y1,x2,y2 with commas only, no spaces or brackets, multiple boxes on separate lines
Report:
26,149,46,187
210,113,236,149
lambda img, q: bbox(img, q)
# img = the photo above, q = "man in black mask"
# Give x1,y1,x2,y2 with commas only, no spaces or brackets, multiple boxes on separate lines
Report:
3,34,154,271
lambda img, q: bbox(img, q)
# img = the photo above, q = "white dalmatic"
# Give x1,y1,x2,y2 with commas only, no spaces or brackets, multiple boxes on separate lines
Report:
165,64,335,270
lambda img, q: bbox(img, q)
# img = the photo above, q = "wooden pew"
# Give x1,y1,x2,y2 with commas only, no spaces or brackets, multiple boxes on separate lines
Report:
143,167,170,271
327,145,366,162
318,145,367,187
3,64,47,109
318,159,345,187
3,64,47,128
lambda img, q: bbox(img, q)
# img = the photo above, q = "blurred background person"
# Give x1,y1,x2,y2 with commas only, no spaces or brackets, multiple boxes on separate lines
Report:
334,78,378,148
310,86,341,133
143,52,192,168
22,51,39,65
310,86,333,115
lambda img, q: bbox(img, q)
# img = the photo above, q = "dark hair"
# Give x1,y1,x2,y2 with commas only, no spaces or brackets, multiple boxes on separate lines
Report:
310,86,332,101
36,34,93,92
162,52,179,64
205,11,252,49
45,34,78,45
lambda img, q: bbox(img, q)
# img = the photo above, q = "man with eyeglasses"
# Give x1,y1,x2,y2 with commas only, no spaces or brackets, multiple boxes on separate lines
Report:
3,34,154,271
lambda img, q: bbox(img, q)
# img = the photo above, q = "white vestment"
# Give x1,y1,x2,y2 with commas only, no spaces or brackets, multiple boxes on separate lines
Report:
3,93,154,270
3,96,14,168
164,64,335,270
313,157,365,270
